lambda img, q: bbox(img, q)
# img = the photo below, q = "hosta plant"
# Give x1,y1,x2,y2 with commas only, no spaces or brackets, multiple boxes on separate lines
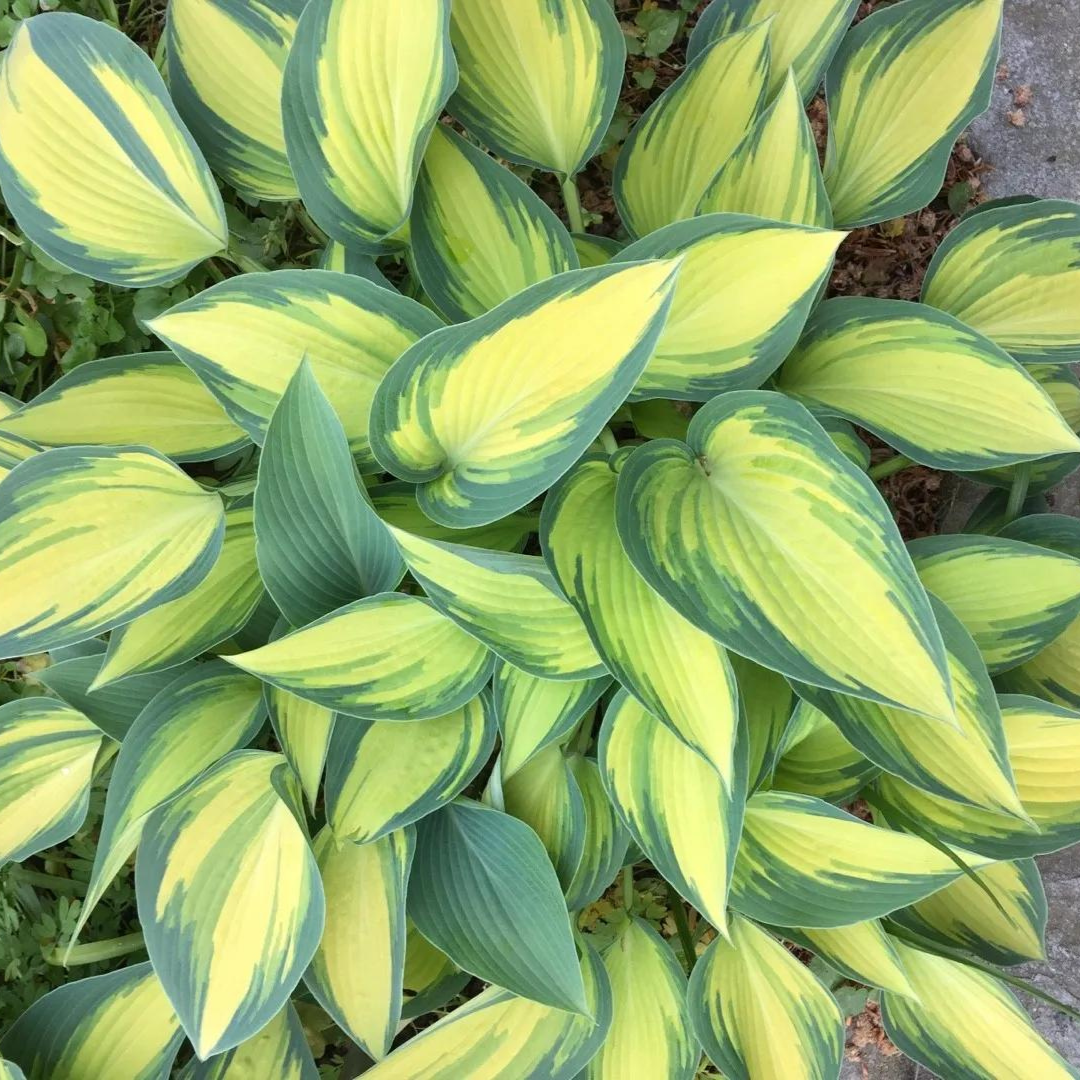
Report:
3,0,1080,1076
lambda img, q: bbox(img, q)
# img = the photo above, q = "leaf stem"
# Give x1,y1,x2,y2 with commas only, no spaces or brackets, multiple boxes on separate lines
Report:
1005,462,1032,524
6,868,86,895
868,454,913,481
560,175,586,234
622,864,634,912
667,882,697,973
48,931,145,967
598,426,619,457
221,242,269,275
2,244,27,300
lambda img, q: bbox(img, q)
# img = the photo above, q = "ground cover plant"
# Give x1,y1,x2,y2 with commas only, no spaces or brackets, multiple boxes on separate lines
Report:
2,0,1080,1076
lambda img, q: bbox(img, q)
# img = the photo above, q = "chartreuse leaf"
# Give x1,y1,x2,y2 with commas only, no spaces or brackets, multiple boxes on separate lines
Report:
92,503,263,686
411,126,577,322
409,799,588,1013
136,751,325,1059
0,13,227,287
787,920,916,997
0,447,225,658
370,482,534,553
0,392,19,416
699,70,832,226
502,744,586,891
370,261,679,528
881,941,1080,1079
890,857,1047,967
0,432,37,480
574,233,623,268
282,0,456,248
0,963,183,1080
731,791,993,928
589,917,697,1080
493,661,608,779
146,270,442,463
616,215,844,401
909,534,1080,672
0,699,102,865
267,686,334,814
778,298,1080,470
614,22,771,238
824,0,1003,228
730,654,794,791
167,0,303,201
687,914,844,1080
770,701,879,804
256,362,402,627
565,753,630,911
541,456,739,770
391,530,603,679
447,0,624,177
876,696,1080,859
183,1004,317,1079
305,826,413,1060
364,942,612,1080
688,0,859,98
922,198,1080,364
226,593,493,721
599,692,744,932
325,692,495,843
616,391,954,721
402,921,459,1011
0,353,247,462
794,599,1024,816
71,663,265,948
38,655,197,742
320,241,396,290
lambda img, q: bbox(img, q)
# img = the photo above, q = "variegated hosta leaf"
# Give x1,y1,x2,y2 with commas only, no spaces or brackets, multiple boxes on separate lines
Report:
72,663,266,947
136,751,324,1058
820,415,871,471
0,964,183,1080
0,352,247,462
411,125,578,322
364,942,612,1080
447,0,624,177
391,528,605,680
687,914,844,1080
38,654,197,742
574,233,624,268
0,447,225,658
369,261,679,528
0,391,19,416
0,431,37,480
305,826,413,1060
731,791,992,928
183,1004,317,1079
0,1060,24,1080
402,921,460,1013
493,660,608,780
0,14,227,287
615,216,845,400
256,362,402,627
688,0,859,99
541,456,739,771
730,653,794,791
146,270,442,463
598,692,744,932
226,593,493,721
890,858,1047,967
614,22,771,239
369,481,535,554
409,799,588,1013
881,941,1080,1079
319,241,396,290
824,0,1003,227
282,0,456,248
565,753,631,912
922,198,1080,364
788,920,916,997
501,744,586,891
698,70,832,226
794,598,1024,816
167,0,303,200
588,917,697,1080
616,391,954,721
778,298,1080,470
267,686,335,814
325,692,496,843
909,534,1080,673
91,502,263,686
0,699,101,865
769,700,879,804
876,695,1080,859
